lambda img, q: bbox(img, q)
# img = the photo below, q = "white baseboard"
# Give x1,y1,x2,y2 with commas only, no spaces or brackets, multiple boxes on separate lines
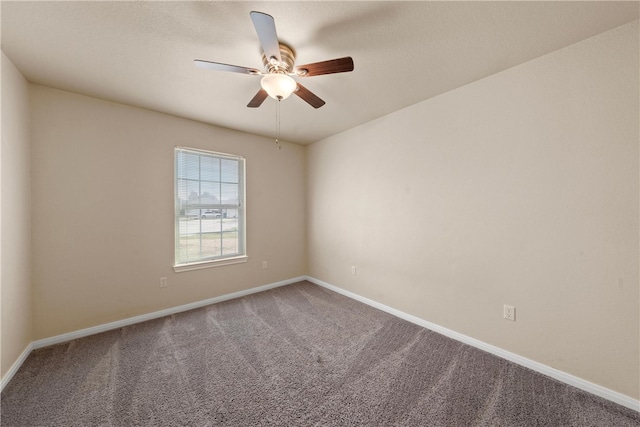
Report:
0,342,33,392
4,274,639,413
1,276,303,392
304,275,640,413
32,276,305,350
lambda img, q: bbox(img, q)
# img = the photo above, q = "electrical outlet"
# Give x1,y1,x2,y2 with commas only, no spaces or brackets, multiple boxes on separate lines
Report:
351,266,357,276
160,277,167,288
503,305,515,321
262,261,268,270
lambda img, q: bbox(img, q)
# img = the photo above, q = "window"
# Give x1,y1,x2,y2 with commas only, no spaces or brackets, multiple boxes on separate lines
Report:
174,147,246,270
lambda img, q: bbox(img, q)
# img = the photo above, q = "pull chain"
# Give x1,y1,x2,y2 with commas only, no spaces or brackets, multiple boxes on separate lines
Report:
274,98,282,150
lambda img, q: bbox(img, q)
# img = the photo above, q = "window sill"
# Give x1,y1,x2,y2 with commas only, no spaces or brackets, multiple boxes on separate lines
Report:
173,255,248,273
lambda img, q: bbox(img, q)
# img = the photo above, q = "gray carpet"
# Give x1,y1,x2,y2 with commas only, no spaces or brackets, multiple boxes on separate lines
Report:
2,281,639,426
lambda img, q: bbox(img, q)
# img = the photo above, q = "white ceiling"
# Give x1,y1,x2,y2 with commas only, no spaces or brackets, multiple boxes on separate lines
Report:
2,1,638,145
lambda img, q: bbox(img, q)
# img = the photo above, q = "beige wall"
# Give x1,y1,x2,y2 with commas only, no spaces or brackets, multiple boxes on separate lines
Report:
307,21,639,399
30,86,306,339
1,52,33,378
4,18,638,403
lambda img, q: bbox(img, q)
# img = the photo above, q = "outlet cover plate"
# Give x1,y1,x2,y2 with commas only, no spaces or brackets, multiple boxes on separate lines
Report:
503,305,515,321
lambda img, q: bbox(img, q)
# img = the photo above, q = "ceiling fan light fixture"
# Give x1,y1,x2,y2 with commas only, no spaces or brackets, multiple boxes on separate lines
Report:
261,73,297,100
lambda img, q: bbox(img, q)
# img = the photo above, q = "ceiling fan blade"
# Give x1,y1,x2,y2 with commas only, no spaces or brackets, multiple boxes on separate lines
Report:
247,89,268,108
294,83,325,109
250,11,282,63
194,60,260,75
295,57,354,77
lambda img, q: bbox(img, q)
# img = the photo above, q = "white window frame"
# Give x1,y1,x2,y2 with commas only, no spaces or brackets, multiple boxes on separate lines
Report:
173,147,247,272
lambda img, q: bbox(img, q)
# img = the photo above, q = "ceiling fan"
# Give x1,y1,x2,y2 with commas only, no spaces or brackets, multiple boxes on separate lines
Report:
194,11,354,109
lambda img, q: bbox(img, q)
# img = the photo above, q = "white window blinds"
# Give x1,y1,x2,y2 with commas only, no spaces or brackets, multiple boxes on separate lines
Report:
174,147,246,268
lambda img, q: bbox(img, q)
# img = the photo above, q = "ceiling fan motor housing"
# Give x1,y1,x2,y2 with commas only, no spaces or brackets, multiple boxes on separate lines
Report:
262,43,296,74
